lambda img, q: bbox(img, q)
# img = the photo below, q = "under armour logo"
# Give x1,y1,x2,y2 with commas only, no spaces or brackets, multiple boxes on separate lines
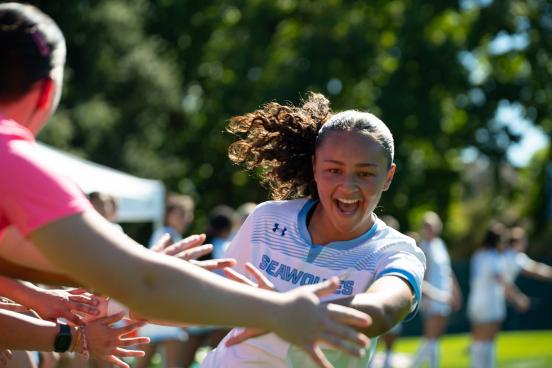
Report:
272,223,287,236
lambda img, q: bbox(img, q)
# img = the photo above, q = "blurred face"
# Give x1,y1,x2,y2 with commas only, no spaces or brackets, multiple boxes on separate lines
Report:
421,222,437,241
312,130,395,240
167,208,190,234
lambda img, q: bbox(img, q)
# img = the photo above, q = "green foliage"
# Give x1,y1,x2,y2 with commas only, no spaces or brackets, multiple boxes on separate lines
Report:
29,0,551,253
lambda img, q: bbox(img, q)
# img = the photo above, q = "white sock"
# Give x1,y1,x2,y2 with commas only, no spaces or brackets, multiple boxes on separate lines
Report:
411,339,437,368
382,349,392,368
471,341,495,368
427,340,439,368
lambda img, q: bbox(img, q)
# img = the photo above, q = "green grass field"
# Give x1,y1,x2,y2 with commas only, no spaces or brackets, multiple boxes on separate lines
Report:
147,330,552,367
374,330,552,368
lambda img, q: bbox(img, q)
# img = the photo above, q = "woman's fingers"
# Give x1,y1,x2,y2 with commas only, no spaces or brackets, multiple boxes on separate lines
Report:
94,311,125,326
113,320,146,335
163,234,207,256
68,293,97,305
67,288,89,295
0,302,29,312
245,262,276,290
318,332,367,357
106,355,129,368
190,259,236,271
305,344,333,368
117,336,151,347
298,277,340,298
326,303,372,329
175,244,213,260
150,233,171,253
223,268,257,287
322,316,369,347
114,347,146,357
71,302,100,316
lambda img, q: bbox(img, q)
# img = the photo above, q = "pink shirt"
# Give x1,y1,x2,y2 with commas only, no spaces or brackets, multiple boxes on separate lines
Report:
0,115,91,237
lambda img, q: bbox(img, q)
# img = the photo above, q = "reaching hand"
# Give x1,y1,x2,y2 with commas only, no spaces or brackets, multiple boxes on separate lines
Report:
152,233,237,271
84,312,150,368
224,262,276,291
227,277,371,368
27,288,100,325
514,294,530,312
151,233,208,257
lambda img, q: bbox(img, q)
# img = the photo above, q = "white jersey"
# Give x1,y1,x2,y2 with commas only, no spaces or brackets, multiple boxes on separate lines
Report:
420,238,452,296
467,249,507,323
502,248,530,283
201,199,426,368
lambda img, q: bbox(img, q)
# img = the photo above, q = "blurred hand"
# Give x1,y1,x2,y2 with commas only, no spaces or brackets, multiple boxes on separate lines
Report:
27,288,100,325
514,294,530,312
85,313,150,368
224,262,276,291
152,233,237,271
226,278,371,368
449,293,462,312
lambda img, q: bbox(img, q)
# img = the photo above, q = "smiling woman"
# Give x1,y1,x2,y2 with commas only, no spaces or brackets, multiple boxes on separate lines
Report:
201,92,426,368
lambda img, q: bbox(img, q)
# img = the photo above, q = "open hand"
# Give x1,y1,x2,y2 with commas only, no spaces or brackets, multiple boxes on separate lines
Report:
227,277,371,368
27,288,100,325
152,233,236,270
85,312,150,368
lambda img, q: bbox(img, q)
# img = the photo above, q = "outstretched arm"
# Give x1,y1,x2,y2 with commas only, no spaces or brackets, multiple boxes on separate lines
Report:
521,259,552,282
0,277,100,325
497,275,530,312
29,210,370,368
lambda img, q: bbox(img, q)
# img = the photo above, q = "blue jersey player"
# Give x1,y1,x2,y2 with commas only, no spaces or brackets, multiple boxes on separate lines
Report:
202,93,426,368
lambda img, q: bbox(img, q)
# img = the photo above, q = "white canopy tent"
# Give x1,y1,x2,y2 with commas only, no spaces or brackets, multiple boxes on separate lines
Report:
36,142,165,228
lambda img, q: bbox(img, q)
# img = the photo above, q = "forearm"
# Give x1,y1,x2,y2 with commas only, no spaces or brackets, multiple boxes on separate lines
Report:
0,257,78,286
523,262,552,282
502,278,525,302
31,211,284,330
0,309,59,351
0,277,42,307
331,277,412,337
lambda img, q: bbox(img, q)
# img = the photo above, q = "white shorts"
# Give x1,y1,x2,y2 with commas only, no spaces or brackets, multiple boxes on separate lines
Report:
421,299,451,317
467,297,505,324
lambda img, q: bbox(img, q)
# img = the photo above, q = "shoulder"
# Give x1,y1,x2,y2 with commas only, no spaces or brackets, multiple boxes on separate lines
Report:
251,198,310,218
373,222,426,264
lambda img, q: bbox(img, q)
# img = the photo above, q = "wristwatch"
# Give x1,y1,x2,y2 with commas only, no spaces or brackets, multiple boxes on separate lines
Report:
54,324,72,353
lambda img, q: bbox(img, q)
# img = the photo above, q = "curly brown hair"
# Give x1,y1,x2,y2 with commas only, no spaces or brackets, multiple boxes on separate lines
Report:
227,92,332,200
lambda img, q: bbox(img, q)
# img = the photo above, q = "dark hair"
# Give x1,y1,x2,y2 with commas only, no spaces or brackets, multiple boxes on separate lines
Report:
0,3,65,102
481,222,506,249
207,205,235,237
227,92,394,200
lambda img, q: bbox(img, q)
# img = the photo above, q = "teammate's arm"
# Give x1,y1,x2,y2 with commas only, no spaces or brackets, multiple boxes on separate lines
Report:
331,276,414,337
496,275,530,312
521,258,552,282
